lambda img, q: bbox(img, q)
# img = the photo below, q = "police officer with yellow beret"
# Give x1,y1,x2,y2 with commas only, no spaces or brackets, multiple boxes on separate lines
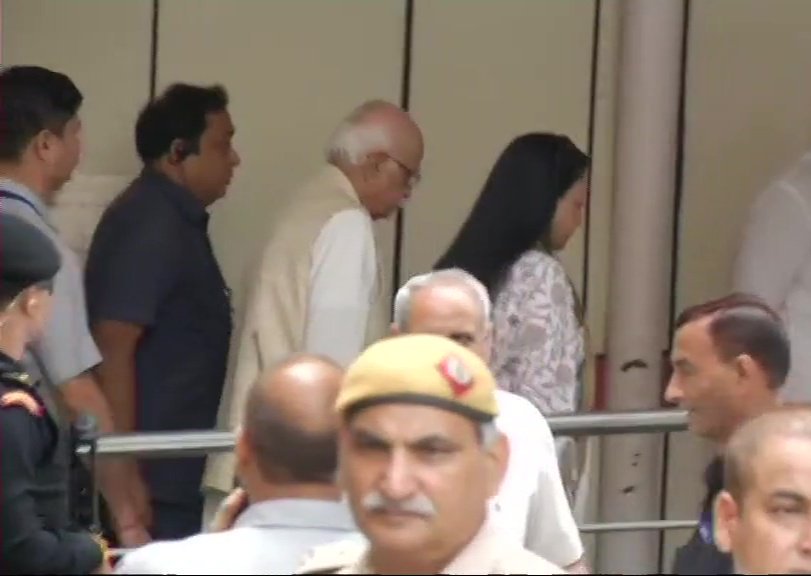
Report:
297,334,564,574
0,213,110,575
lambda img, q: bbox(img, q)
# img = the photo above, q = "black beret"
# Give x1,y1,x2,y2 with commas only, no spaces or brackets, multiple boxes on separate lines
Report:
0,213,61,292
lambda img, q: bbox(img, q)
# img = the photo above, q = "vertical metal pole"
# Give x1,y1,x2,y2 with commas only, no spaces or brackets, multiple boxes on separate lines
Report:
75,413,101,532
598,1,686,573
0,0,4,64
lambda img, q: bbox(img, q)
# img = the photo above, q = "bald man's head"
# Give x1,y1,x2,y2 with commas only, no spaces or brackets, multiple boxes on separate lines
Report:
241,354,343,484
724,406,811,502
715,407,811,574
325,99,424,219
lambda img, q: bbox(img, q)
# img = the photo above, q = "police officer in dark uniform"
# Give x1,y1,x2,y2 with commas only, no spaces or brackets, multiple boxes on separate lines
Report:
0,212,110,575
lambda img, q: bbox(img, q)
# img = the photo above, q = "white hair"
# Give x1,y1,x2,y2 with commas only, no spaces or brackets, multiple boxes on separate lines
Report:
324,99,395,165
393,268,492,331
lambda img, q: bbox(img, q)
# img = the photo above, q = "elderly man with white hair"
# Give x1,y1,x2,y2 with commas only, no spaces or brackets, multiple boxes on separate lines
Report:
202,99,424,524
389,268,589,573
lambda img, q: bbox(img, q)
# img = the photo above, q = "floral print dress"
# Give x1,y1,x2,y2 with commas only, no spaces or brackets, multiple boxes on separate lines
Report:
490,249,585,415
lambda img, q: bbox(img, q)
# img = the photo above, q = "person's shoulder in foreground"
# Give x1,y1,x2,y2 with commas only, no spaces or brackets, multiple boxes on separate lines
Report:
295,528,565,575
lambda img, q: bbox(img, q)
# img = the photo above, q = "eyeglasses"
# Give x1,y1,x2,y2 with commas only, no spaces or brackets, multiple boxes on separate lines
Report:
385,154,421,189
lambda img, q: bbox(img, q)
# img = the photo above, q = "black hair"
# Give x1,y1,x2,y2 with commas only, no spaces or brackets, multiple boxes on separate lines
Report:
0,66,83,161
676,292,790,388
434,133,590,296
135,83,228,164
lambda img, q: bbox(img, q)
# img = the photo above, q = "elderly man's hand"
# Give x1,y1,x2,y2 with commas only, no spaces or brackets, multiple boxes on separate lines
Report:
208,487,248,533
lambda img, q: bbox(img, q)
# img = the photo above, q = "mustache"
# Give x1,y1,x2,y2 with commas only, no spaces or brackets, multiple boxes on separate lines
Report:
361,491,437,517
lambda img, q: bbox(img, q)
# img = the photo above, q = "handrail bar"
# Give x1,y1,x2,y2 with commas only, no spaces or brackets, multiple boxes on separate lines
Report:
80,409,688,458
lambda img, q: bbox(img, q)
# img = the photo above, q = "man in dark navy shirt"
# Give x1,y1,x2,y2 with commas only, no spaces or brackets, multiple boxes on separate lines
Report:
664,293,788,574
85,83,239,540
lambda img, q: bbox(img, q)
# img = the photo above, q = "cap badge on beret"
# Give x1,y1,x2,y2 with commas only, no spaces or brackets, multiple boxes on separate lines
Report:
437,355,473,396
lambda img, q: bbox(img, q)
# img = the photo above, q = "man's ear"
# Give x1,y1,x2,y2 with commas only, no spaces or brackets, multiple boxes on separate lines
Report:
168,138,190,165
733,353,760,386
485,433,510,499
234,425,251,469
29,129,61,163
17,287,43,319
714,490,739,553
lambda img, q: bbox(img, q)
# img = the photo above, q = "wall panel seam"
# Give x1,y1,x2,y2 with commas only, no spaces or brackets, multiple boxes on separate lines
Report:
391,0,414,309
658,0,693,570
583,0,603,312
149,0,160,100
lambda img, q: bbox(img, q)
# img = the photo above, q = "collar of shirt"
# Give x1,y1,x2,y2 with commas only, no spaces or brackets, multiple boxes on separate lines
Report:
139,168,209,227
232,498,356,532
698,456,725,544
703,457,724,509
355,516,506,574
322,164,364,209
0,178,53,226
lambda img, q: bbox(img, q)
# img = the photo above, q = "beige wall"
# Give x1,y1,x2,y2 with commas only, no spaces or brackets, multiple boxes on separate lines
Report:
2,0,151,175
12,0,811,373
1,0,607,331
153,0,405,315
8,0,811,570
402,0,595,291
677,0,811,312
663,0,811,569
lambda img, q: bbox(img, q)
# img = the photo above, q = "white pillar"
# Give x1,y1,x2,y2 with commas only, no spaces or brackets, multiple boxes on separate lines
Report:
597,1,685,573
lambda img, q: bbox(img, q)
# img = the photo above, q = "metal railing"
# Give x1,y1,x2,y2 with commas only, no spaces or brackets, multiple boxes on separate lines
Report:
84,408,698,558
81,408,689,459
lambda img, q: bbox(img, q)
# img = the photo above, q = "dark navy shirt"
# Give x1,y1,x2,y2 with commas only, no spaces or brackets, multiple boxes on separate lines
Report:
85,168,232,503
671,457,733,575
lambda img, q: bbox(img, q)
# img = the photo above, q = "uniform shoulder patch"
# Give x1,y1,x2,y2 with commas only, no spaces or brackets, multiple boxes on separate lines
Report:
0,390,43,417
5,371,33,386
295,538,366,574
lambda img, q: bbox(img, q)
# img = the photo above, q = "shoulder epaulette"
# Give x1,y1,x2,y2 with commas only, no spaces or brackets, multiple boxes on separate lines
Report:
4,371,33,386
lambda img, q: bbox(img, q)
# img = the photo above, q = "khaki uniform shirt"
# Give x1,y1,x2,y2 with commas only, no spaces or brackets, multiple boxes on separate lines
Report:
295,519,565,575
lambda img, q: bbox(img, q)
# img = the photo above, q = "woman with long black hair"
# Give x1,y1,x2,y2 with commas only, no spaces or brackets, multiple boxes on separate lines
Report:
435,132,590,416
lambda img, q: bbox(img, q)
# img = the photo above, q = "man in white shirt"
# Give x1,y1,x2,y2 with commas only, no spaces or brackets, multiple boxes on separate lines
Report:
116,355,358,574
203,100,424,524
733,151,811,402
389,268,589,573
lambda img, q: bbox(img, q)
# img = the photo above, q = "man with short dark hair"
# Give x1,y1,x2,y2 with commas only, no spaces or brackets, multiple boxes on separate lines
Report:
115,355,356,574
714,406,811,574
85,83,240,539
665,292,788,574
0,65,149,548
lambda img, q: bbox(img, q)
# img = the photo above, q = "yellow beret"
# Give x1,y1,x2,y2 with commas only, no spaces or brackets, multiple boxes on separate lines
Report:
336,334,498,422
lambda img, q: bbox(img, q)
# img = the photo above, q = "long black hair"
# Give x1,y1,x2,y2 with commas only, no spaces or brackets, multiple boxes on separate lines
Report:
434,132,590,296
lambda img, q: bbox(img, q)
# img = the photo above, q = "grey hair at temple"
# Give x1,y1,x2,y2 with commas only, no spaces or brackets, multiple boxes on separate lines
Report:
392,268,492,331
